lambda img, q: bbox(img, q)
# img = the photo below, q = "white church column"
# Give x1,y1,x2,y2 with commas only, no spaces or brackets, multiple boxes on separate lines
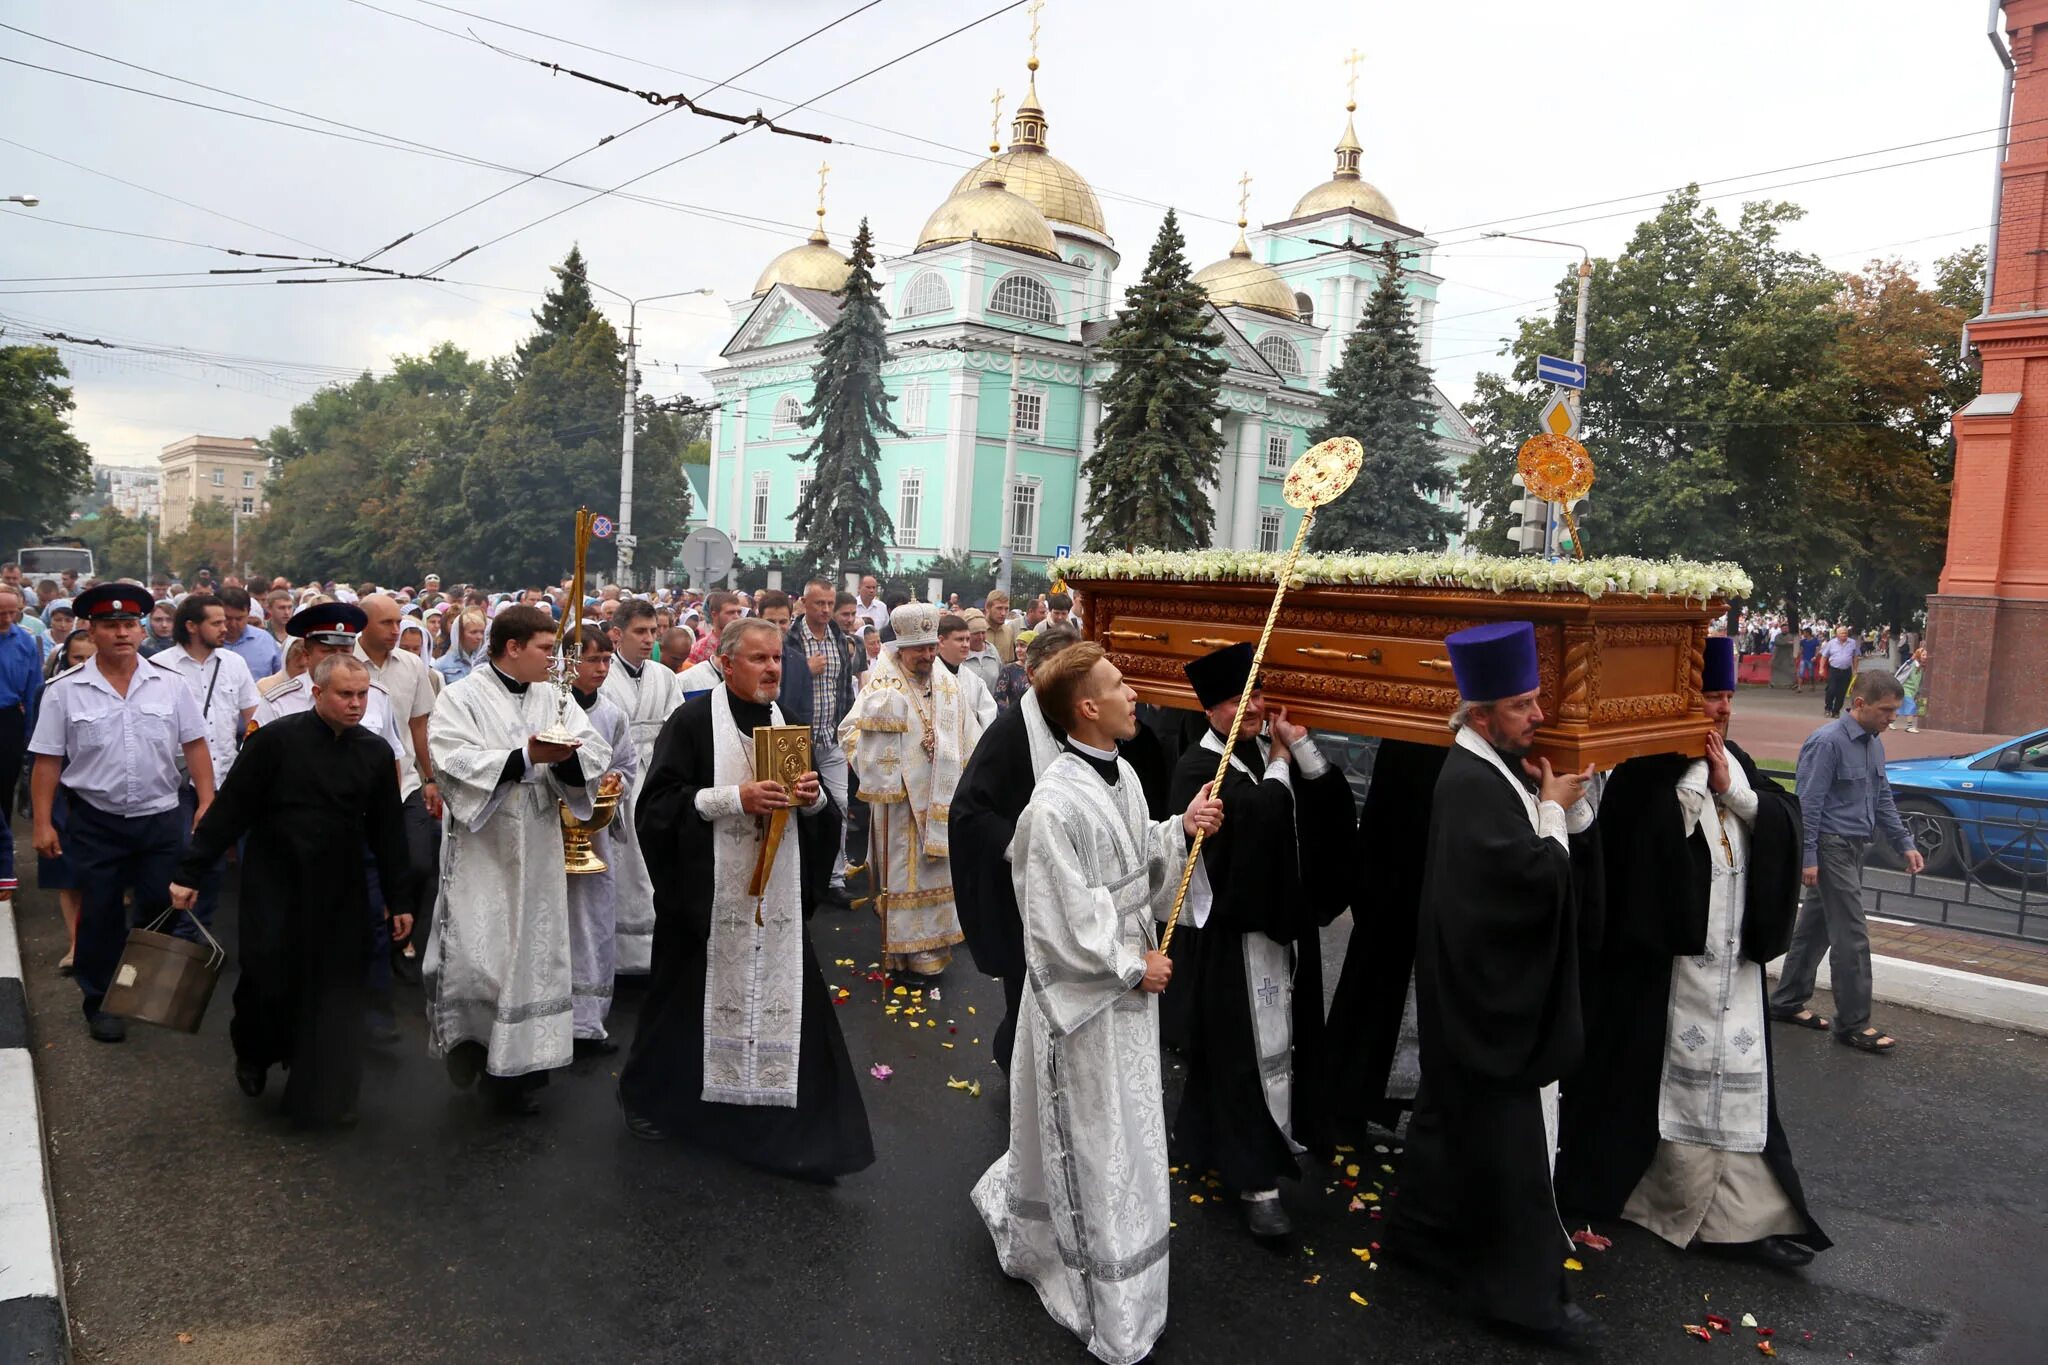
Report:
1231,417,1262,550
1071,384,1100,550
943,365,979,554
1207,412,1231,547
1418,296,1438,369
726,392,749,540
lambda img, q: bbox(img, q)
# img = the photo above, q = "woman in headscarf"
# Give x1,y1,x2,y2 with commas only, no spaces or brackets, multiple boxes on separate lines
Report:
139,600,178,657
399,617,443,695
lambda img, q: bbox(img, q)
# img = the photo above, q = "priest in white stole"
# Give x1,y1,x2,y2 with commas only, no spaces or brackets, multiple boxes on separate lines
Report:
617,618,874,1180
598,598,676,976
1558,635,1828,1269
972,642,1223,1365
839,601,985,977
565,624,636,1054
425,605,610,1116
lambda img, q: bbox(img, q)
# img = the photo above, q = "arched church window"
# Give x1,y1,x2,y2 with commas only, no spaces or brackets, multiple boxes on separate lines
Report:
1295,291,1315,324
772,394,805,432
901,271,952,318
990,273,1058,325
1257,333,1304,377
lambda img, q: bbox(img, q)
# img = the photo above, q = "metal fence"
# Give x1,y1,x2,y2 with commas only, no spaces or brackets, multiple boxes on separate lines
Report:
1754,774,2048,944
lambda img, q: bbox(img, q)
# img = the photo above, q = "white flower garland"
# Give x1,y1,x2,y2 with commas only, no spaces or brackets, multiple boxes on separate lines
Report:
1051,549,1752,603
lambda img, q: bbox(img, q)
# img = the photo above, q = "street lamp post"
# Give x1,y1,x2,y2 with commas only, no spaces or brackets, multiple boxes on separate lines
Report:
567,270,714,586
3,194,39,207
1484,232,1593,557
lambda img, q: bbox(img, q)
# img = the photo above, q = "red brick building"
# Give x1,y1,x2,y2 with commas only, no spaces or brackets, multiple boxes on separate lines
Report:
1929,1,2048,733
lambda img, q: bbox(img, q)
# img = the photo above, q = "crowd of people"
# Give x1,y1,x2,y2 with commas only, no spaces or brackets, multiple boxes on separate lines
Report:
0,556,1926,1360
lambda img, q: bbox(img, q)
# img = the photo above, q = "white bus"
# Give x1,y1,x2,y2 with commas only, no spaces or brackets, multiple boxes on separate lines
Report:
15,541,95,582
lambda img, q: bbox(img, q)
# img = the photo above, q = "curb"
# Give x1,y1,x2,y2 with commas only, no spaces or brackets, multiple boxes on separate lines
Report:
0,901,68,1362
1766,948,2048,1038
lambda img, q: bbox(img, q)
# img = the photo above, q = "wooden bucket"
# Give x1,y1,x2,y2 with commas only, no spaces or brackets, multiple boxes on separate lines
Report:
102,909,224,1033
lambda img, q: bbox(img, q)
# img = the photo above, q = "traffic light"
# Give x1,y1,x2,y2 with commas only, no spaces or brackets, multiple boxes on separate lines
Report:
1506,498,1547,553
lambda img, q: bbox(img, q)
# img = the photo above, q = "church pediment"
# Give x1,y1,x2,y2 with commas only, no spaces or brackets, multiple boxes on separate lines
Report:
1201,303,1279,379
722,284,841,358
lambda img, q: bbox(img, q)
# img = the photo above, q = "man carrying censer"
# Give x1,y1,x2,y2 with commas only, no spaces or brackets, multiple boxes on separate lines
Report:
618,617,872,1180
564,622,635,1055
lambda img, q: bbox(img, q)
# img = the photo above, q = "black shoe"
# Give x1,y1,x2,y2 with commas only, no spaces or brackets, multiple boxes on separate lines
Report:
574,1036,619,1058
87,1014,127,1044
1695,1235,1815,1269
621,1106,670,1141
366,1006,401,1047
235,1059,267,1097
490,1091,542,1117
444,1044,482,1090
1242,1196,1293,1240
389,945,423,987
823,883,852,911
1509,1301,1605,1350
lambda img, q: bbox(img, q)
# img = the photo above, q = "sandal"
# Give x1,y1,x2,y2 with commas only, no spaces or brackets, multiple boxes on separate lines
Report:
1771,1008,1830,1031
1836,1027,1897,1054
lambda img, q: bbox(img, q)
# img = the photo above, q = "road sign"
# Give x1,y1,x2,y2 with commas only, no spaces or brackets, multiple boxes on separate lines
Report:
615,533,637,551
591,515,614,539
1053,544,1071,560
1536,354,1586,389
679,525,736,586
1538,394,1581,440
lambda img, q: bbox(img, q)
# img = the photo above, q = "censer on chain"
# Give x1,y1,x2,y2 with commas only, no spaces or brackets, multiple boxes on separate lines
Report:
552,506,621,875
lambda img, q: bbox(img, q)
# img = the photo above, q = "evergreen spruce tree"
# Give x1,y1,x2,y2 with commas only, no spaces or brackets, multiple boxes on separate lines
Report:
792,218,902,575
1081,209,1228,551
1307,242,1460,552
516,244,600,375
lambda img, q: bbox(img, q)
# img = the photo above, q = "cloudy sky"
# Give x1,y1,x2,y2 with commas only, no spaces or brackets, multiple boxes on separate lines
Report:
0,0,2000,472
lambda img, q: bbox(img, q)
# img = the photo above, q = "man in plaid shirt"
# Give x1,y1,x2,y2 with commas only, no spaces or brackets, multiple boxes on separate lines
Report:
784,578,859,904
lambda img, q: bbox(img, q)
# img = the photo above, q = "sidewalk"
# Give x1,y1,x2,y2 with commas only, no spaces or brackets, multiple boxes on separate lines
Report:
0,900,66,1362
1729,684,2019,768
1769,915,2048,1038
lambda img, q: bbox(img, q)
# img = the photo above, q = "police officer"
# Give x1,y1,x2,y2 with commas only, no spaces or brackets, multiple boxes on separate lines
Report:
253,603,405,757
29,582,214,1042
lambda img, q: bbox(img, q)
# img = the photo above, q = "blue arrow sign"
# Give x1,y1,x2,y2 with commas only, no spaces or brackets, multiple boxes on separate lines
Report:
1536,354,1586,390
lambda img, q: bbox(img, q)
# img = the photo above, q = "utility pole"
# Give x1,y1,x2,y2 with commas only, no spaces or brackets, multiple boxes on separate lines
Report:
231,504,240,577
997,337,1023,596
144,515,153,581
619,301,639,587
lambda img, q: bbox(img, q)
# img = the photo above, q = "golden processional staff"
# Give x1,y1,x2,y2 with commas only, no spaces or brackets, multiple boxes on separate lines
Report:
1158,436,1362,955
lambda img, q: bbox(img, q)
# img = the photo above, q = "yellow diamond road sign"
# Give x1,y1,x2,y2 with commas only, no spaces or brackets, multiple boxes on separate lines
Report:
1539,395,1580,440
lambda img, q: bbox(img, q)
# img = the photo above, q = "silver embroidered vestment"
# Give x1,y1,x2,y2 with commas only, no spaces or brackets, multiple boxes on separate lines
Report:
971,751,1184,1365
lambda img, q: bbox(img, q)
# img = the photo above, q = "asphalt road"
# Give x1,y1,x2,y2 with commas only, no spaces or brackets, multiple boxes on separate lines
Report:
14,868,2048,1365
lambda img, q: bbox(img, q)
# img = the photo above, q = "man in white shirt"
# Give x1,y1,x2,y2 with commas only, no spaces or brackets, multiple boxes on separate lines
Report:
853,574,889,637
358,593,445,986
148,592,260,935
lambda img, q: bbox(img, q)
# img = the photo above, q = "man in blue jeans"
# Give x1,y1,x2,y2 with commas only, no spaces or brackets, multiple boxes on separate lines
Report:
1769,672,1923,1053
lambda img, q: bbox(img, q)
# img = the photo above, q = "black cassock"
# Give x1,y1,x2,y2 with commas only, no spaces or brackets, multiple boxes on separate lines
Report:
950,701,1174,1076
1317,740,1447,1142
1167,733,1353,1192
1387,741,1603,1335
1555,740,1830,1249
618,690,874,1179
176,712,410,1126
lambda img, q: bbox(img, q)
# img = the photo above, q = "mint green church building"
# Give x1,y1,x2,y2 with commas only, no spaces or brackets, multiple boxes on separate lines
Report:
701,50,1478,578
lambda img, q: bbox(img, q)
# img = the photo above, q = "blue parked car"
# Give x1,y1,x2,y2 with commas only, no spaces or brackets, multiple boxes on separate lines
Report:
1883,729,2048,880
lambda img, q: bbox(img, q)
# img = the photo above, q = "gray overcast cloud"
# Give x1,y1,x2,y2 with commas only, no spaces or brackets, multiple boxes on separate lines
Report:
0,0,1993,469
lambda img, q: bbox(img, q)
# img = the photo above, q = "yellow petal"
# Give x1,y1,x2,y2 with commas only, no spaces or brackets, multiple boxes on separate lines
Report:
892,986,908,997
1189,1194,1205,1204
1344,1163,1361,1177
1350,1247,1371,1262
1563,1258,1584,1272
1334,1145,1355,1154
968,1006,977,1014
941,1042,955,1049
1348,1292,1369,1307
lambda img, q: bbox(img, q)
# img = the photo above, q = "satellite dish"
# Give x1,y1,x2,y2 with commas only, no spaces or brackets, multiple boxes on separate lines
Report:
680,526,736,588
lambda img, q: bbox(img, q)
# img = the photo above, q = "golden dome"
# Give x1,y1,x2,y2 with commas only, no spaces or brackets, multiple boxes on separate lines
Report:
752,228,851,297
916,177,1060,259
950,70,1106,238
1289,109,1398,223
1193,235,1300,320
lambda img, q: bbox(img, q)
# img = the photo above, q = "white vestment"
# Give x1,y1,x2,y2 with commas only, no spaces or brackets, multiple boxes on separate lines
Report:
840,649,985,963
1623,757,1802,1247
425,668,610,1076
566,692,636,1040
972,751,1185,1365
693,684,825,1106
950,660,998,730
598,657,676,973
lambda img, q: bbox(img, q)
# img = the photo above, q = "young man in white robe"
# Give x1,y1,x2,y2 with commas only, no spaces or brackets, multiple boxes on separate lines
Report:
972,642,1223,1365
936,612,998,729
426,604,610,1116
839,601,986,977
597,599,673,977
565,623,636,1055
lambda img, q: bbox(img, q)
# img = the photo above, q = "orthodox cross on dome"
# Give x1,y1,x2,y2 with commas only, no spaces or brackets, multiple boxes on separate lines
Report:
1344,46,1363,111
1027,0,1044,71
989,88,1005,154
1236,170,1253,229
811,160,831,241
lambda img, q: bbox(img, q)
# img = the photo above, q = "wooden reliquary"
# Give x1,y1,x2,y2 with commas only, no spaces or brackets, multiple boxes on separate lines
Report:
1064,564,1732,773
